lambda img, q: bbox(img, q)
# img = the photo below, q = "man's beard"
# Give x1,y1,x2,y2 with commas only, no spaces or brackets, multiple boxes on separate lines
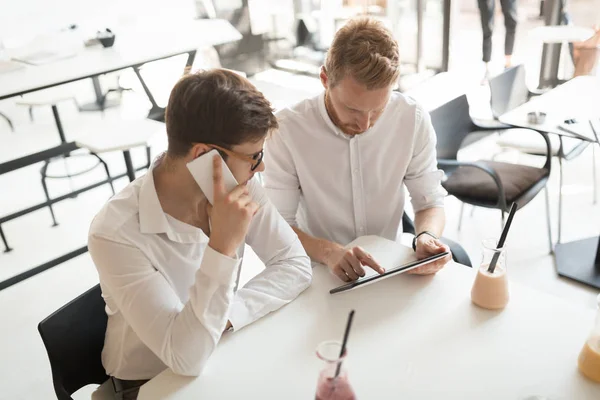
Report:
324,90,369,135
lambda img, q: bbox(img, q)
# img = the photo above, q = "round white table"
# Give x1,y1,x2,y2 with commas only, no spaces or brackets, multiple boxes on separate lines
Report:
139,260,600,399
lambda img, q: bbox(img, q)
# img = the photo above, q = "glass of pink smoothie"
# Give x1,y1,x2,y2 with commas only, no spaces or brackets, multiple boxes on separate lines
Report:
315,341,356,400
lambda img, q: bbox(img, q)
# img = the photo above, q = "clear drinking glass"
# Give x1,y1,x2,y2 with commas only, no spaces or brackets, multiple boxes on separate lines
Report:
315,341,356,400
471,238,509,310
578,294,600,382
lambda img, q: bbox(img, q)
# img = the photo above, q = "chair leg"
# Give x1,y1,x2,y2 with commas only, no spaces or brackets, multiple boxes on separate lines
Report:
458,202,465,232
0,224,13,252
40,162,59,227
29,106,34,122
145,145,152,169
93,153,115,195
593,144,597,205
501,210,505,228
558,156,564,244
544,186,553,254
0,111,14,132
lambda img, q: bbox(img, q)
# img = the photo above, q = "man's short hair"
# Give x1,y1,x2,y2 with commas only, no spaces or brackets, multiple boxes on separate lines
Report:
165,69,278,157
325,18,400,89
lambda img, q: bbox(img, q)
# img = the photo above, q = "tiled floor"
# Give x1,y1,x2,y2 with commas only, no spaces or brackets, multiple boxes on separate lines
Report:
1,1,599,398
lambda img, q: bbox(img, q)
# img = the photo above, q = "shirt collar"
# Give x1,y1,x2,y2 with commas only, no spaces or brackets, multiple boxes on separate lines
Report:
317,91,346,138
138,155,207,244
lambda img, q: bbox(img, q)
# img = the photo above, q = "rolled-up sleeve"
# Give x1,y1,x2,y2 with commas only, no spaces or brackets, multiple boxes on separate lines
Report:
227,179,312,331
404,106,447,212
263,129,301,226
89,235,240,377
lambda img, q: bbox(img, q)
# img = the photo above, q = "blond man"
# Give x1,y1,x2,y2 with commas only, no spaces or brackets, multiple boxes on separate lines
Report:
263,18,453,282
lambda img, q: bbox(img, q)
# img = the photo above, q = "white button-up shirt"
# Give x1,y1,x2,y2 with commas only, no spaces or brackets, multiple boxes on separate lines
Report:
263,91,446,247
88,158,311,380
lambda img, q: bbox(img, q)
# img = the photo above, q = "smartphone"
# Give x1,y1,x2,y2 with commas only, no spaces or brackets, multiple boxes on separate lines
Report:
186,149,239,205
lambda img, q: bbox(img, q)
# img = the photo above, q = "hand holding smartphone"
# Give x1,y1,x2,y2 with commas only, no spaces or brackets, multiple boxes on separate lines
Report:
186,150,259,257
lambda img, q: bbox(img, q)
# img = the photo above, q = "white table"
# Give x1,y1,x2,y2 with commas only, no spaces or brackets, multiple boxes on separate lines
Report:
529,26,596,45
499,76,600,290
499,76,600,139
0,19,242,290
0,19,241,102
139,263,600,400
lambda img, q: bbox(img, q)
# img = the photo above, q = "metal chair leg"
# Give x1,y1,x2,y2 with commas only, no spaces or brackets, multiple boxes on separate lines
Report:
458,202,465,232
0,111,14,132
501,211,505,229
593,144,598,205
0,225,13,252
40,161,59,227
145,145,152,168
544,186,553,254
558,155,564,244
93,153,115,195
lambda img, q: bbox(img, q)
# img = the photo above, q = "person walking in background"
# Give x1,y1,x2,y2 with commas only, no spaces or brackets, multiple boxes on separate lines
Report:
478,0,518,81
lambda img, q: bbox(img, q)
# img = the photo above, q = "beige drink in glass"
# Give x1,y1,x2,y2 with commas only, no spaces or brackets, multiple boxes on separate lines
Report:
578,294,600,383
471,239,509,310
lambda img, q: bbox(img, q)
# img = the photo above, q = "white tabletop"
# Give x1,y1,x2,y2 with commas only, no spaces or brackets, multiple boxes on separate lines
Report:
528,26,596,44
74,118,164,153
139,262,600,400
499,76,600,139
0,19,241,100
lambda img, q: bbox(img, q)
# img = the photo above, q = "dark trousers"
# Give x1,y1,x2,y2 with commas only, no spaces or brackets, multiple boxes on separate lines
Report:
111,377,149,400
477,0,518,62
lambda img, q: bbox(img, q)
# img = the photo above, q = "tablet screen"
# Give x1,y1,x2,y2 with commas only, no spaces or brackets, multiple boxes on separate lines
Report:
329,251,450,294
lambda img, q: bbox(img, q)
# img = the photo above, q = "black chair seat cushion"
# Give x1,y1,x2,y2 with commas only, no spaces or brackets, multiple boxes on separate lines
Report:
443,160,548,204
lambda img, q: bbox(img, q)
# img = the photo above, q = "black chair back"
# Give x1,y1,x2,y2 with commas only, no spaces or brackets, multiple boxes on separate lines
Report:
489,64,529,118
38,284,108,400
430,95,476,161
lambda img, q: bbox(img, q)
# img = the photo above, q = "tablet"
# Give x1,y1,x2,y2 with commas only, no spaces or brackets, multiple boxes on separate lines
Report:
329,251,450,294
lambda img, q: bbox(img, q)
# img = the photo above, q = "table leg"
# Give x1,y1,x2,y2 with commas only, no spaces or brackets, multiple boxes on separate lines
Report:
123,150,136,182
135,50,198,122
0,225,12,253
132,65,164,122
78,76,121,112
51,105,67,143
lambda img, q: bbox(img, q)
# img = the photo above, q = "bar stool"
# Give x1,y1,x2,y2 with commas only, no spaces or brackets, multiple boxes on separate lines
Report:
75,119,164,183
16,95,116,227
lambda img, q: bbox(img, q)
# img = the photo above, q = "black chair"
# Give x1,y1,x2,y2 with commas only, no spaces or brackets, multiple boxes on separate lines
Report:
38,284,109,400
402,213,472,267
430,94,554,253
490,64,595,243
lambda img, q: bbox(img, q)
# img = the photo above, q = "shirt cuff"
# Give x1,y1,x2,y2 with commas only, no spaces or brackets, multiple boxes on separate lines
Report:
227,296,254,332
200,246,241,286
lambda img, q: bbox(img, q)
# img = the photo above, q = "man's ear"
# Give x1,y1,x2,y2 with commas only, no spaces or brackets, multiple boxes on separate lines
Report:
190,143,212,160
320,66,329,89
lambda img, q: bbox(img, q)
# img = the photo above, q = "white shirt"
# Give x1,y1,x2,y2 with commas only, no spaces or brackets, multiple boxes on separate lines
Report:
263,91,446,246
88,157,312,380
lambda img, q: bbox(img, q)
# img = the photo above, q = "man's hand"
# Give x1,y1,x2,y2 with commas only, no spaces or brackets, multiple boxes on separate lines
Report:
409,235,452,275
207,155,260,258
324,244,385,282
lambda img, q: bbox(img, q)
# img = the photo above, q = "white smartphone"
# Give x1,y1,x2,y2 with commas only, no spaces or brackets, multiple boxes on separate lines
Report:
186,149,239,205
